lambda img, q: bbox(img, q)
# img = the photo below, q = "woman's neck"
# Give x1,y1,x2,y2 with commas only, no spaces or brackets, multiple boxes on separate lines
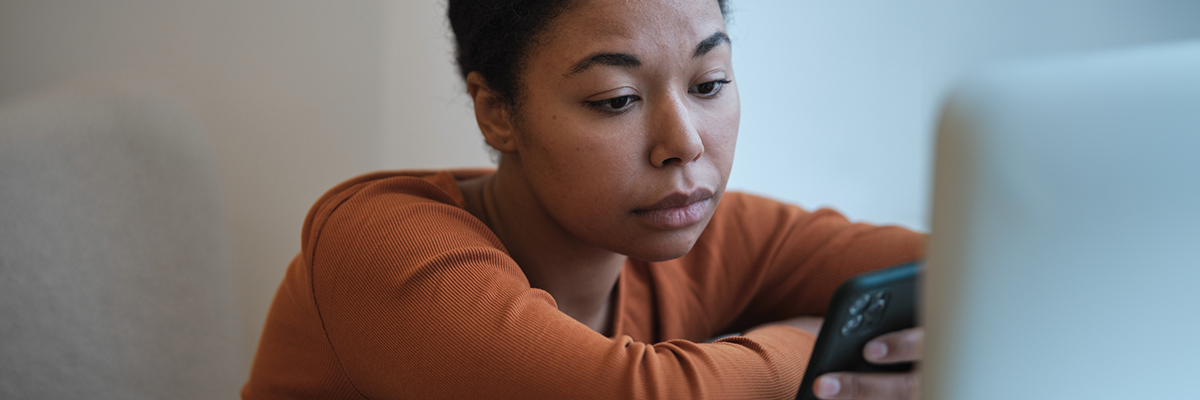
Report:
458,163,626,335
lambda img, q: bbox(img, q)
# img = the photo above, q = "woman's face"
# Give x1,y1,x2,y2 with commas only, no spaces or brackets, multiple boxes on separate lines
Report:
508,0,738,261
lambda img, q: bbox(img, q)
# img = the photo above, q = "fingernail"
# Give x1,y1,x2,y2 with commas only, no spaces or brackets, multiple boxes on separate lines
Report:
816,376,841,397
865,341,888,360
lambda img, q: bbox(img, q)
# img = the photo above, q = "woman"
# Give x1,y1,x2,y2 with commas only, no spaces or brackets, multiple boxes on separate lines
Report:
243,0,924,398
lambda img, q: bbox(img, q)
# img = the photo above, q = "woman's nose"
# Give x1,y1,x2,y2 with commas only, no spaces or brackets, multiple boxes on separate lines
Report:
648,94,704,168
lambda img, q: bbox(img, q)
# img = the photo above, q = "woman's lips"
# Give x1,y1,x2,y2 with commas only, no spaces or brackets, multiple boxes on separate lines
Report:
633,189,714,230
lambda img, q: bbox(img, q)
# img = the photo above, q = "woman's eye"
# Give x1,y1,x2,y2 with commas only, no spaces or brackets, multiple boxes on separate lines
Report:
689,79,732,97
586,95,639,113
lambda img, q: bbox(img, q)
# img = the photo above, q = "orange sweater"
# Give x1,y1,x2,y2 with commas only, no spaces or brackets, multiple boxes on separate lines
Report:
243,169,923,399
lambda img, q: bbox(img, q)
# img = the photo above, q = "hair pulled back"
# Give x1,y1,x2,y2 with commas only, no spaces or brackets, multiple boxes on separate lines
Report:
448,0,730,109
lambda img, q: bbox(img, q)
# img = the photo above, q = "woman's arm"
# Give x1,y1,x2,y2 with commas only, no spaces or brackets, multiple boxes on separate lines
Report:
689,192,925,335
297,181,837,399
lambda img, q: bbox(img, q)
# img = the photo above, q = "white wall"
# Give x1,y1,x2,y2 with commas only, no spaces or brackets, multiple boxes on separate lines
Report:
727,0,1200,231
3,0,1200,389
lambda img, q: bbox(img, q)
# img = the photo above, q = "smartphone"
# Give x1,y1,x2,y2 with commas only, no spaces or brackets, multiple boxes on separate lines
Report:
795,261,920,400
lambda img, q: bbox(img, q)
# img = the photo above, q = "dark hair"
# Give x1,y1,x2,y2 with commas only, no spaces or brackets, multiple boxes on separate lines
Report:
447,0,730,109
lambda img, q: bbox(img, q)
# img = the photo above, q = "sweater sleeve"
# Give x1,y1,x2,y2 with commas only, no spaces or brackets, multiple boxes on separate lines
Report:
306,180,825,399
700,192,925,335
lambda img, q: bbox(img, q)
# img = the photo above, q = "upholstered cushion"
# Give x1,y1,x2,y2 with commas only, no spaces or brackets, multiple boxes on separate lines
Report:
0,89,240,399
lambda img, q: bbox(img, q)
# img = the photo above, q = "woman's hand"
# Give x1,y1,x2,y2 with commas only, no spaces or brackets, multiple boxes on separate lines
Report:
814,328,923,400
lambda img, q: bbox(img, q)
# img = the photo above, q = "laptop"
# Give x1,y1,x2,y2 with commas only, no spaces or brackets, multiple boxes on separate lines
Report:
922,40,1200,399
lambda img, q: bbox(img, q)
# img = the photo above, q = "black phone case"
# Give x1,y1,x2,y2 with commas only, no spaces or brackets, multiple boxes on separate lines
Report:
795,261,920,400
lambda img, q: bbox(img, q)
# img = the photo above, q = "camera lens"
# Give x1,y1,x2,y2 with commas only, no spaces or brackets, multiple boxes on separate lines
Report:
841,314,864,336
865,298,887,317
849,294,871,315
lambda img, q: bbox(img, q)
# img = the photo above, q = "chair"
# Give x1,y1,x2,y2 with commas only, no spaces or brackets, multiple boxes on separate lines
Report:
0,88,242,399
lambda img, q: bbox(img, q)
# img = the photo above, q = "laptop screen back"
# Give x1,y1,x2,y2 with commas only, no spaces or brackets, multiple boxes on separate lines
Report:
922,41,1200,400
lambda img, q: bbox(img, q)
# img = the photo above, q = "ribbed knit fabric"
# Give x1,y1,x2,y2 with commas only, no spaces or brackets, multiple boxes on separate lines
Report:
242,169,924,399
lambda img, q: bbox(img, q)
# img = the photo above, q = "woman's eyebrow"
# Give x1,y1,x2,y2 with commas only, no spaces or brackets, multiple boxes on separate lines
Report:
564,52,642,77
693,31,730,58
562,31,730,78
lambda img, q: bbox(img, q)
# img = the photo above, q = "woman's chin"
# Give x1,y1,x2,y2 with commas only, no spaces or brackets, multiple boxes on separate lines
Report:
615,206,717,262
618,231,704,262
631,249,693,262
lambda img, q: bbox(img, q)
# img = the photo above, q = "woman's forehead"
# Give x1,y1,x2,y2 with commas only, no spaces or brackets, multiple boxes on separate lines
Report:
535,0,727,73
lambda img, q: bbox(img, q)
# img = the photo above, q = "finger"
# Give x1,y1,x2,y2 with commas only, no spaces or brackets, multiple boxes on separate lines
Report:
813,372,919,400
863,327,924,364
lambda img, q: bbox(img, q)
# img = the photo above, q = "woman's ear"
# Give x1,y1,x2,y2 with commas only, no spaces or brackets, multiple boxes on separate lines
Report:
467,72,519,153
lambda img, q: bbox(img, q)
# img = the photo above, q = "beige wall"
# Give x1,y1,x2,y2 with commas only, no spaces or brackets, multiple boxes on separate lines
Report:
0,0,489,380
379,1,490,170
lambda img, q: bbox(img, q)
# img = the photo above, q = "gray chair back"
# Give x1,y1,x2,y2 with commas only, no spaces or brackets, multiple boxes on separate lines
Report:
0,89,241,399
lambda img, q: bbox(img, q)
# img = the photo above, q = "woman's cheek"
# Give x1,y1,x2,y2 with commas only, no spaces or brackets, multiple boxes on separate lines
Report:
525,120,630,203
567,118,643,171
706,96,740,170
